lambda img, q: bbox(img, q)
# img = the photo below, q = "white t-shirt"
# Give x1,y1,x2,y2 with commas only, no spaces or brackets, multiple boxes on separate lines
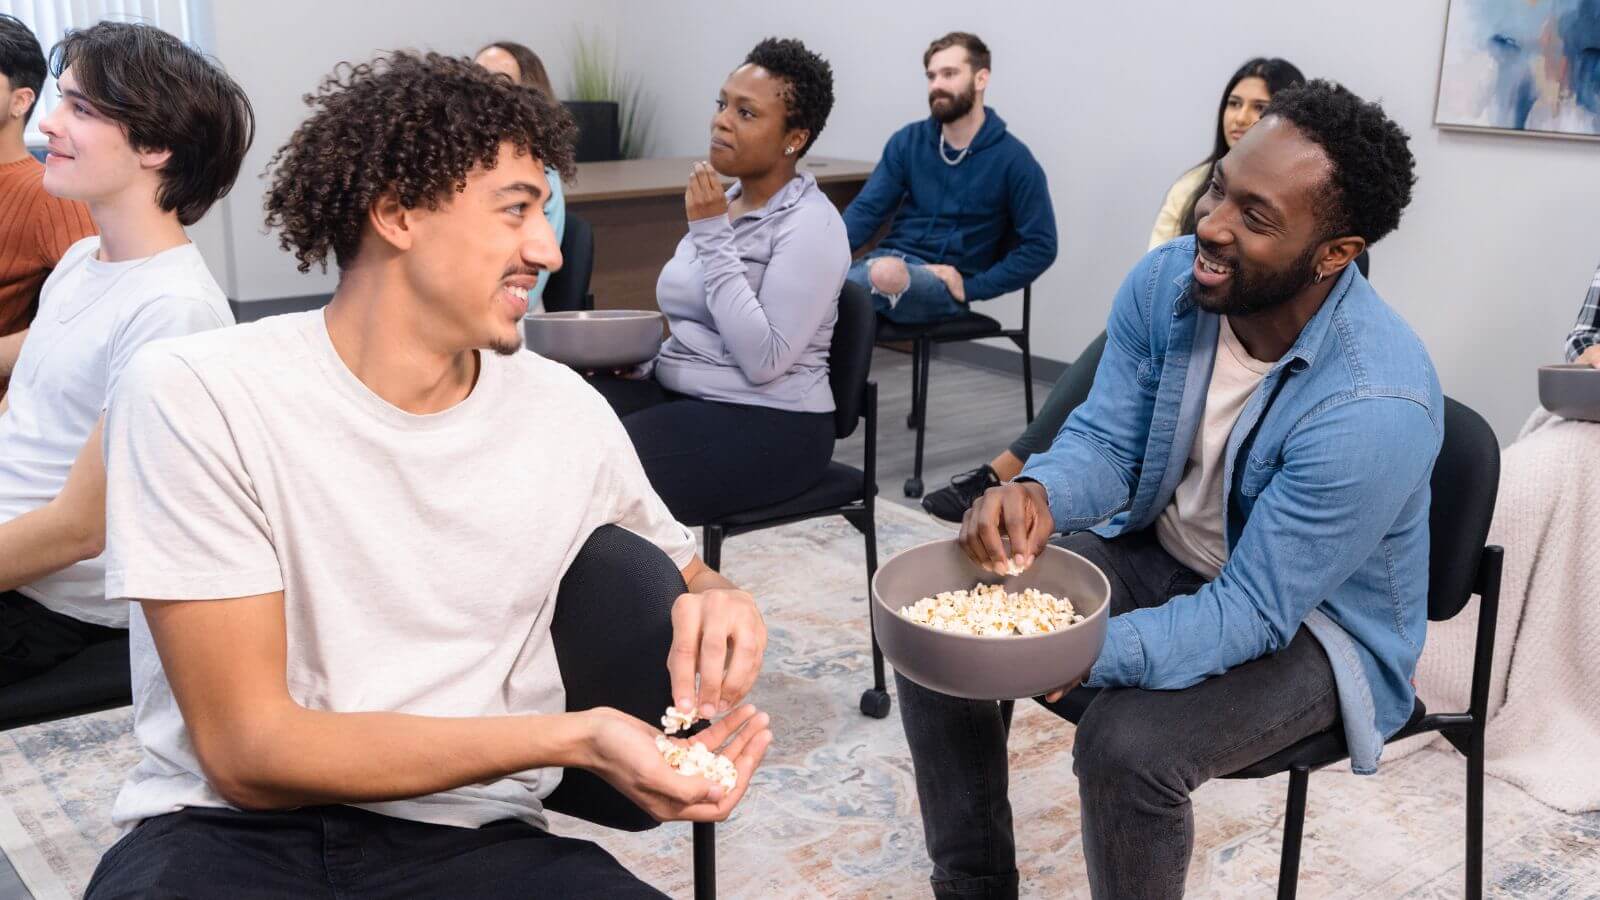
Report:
1154,316,1273,580
103,310,698,830
0,237,231,626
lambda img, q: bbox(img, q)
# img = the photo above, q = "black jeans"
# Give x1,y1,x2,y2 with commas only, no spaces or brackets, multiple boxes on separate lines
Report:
85,804,667,899
1,590,124,687
1007,331,1107,462
896,528,1340,899
591,375,835,526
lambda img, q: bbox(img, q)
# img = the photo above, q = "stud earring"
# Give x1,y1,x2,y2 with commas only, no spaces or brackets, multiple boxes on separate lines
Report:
785,146,795,155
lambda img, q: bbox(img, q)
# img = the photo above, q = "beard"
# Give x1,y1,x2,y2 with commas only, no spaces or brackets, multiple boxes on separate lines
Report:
928,83,977,124
1193,238,1321,317
489,334,523,357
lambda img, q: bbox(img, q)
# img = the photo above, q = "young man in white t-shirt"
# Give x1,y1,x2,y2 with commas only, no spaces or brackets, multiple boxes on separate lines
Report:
90,52,773,898
0,21,251,686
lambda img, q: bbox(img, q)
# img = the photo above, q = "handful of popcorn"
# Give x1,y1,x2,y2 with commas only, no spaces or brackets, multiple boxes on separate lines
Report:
898,582,1084,636
656,705,738,793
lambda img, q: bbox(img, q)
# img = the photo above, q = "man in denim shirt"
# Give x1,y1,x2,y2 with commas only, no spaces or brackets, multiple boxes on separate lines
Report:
898,81,1439,900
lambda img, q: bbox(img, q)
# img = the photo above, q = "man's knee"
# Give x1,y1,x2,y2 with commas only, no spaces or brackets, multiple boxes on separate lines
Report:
1072,697,1191,796
868,256,910,295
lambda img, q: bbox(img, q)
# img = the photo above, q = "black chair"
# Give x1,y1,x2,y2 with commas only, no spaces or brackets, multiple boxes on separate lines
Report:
1051,396,1501,900
876,284,1034,498
699,281,891,719
542,214,596,313
545,523,719,899
0,634,130,732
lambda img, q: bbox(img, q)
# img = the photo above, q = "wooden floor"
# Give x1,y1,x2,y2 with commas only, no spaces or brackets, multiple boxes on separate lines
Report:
834,347,1052,518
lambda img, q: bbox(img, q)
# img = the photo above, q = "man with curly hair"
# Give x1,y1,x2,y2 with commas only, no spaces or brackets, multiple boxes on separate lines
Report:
89,52,770,898
0,21,247,686
842,31,1057,324
898,80,1439,899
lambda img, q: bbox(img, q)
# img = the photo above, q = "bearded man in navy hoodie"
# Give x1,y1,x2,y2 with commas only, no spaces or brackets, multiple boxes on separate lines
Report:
843,32,1057,325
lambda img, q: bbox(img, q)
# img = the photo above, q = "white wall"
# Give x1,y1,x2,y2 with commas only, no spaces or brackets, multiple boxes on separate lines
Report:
201,0,619,302
612,0,1600,441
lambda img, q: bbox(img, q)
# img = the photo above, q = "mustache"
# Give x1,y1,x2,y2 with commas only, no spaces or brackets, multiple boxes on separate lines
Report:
1196,239,1239,269
928,91,957,103
501,265,544,279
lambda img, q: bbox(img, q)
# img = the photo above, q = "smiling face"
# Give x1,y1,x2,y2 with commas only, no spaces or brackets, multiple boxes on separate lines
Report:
708,63,802,178
399,142,561,355
926,46,985,124
37,66,163,206
1190,117,1335,316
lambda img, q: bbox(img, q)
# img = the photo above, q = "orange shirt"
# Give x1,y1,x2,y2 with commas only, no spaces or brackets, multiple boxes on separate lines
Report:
0,155,96,337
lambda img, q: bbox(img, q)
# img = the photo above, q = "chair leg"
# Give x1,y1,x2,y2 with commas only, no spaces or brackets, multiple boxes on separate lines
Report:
702,525,723,572
906,340,923,430
694,821,716,900
1466,728,1484,900
904,338,931,498
1277,766,1309,900
1020,335,1035,424
857,508,890,719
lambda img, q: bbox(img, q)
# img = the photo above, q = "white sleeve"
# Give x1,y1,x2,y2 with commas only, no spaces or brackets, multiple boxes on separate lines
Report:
595,402,698,570
104,346,283,602
105,296,229,412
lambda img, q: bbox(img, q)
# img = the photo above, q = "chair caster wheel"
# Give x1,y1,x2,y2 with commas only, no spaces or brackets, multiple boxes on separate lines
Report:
860,689,892,719
903,478,924,498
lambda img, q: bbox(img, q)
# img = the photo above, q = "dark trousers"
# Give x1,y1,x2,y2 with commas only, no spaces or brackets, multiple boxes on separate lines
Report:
85,804,666,899
591,376,835,526
1,590,124,687
896,528,1340,899
1007,330,1107,461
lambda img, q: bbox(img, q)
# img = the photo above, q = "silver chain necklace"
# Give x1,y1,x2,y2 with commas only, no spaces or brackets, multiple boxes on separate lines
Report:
939,133,971,166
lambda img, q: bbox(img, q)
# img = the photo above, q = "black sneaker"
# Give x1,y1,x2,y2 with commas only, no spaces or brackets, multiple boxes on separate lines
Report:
921,465,1001,524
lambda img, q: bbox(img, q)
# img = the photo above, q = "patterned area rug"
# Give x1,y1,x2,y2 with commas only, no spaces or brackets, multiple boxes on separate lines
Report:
2,503,1596,898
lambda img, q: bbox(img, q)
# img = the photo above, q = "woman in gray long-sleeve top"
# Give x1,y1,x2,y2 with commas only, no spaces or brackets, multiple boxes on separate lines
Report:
590,38,849,525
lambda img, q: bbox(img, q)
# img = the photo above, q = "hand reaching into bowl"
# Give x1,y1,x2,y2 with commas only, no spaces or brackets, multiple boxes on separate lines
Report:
1578,345,1600,369
959,480,1056,576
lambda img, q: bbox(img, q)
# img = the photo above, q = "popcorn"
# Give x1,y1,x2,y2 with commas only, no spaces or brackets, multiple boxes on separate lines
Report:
898,582,1085,636
1002,558,1026,576
660,705,698,735
655,734,739,793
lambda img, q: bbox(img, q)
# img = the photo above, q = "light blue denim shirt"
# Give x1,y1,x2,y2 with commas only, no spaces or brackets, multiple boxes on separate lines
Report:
1021,236,1443,774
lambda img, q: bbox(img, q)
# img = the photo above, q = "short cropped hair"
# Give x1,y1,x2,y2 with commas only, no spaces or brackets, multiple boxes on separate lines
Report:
0,15,46,122
923,32,991,73
743,37,835,157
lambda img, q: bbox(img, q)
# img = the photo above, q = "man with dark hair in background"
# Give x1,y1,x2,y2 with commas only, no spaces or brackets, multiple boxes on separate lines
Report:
0,21,250,685
0,13,94,393
842,31,1057,325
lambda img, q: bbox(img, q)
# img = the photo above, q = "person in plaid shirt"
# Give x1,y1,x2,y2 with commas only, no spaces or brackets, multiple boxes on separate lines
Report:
1567,259,1600,366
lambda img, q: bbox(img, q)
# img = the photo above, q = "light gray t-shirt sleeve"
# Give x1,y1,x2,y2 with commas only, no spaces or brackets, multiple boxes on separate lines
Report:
104,346,283,602
105,295,230,413
686,201,849,386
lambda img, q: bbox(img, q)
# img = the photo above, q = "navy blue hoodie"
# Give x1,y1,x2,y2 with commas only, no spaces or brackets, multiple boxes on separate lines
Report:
843,108,1057,302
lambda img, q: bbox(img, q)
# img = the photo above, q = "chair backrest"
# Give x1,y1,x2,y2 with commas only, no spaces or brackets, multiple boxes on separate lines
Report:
828,281,876,440
542,215,595,313
1427,396,1501,621
1355,249,1371,278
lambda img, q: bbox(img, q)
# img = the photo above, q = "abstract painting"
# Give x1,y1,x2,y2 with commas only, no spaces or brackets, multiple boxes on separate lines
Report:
1435,0,1600,140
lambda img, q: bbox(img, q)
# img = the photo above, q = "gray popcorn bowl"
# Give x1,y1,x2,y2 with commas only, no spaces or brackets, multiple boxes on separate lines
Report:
524,310,666,370
871,539,1111,701
1538,363,1600,422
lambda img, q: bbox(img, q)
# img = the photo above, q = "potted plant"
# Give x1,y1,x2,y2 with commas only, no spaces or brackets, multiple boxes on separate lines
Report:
566,30,655,161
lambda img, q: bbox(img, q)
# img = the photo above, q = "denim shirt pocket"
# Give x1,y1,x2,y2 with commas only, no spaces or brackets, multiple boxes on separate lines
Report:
1238,452,1281,498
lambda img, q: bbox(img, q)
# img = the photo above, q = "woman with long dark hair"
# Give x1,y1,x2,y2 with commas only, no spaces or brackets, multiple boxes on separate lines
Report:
1148,57,1306,249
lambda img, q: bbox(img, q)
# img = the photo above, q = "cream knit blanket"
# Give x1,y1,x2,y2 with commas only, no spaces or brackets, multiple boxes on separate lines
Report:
1387,410,1600,813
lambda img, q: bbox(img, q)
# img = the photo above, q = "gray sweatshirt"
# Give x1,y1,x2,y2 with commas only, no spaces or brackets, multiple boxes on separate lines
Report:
653,172,850,413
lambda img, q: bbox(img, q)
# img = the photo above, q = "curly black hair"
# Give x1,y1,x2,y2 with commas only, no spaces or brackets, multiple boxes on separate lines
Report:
743,38,834,158
264,51,576,273
1262,79,1417,246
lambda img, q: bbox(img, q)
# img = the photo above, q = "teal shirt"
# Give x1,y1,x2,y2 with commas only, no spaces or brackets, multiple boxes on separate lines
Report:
531,168,565,308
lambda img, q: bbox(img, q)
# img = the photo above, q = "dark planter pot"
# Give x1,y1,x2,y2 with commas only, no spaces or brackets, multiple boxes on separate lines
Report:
563,100,622,163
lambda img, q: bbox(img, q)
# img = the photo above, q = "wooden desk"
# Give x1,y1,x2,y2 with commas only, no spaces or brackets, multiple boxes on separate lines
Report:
566,156,875,311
